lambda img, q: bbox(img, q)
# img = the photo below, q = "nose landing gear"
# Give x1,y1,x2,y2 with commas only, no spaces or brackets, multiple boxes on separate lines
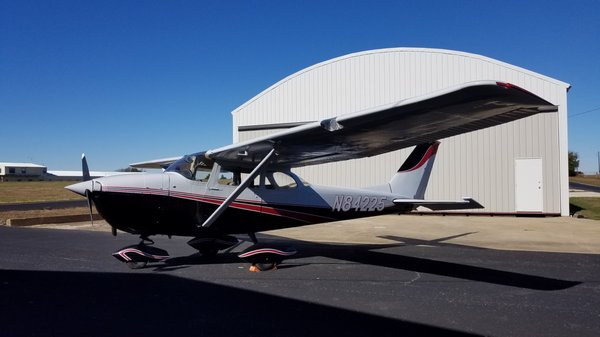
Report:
112,236,170,269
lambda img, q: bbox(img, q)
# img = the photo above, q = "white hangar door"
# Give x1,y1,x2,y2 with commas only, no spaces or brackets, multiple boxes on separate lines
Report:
514,158,544,213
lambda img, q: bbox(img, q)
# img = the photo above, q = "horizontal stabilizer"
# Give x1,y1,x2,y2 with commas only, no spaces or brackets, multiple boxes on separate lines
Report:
393,197,483,211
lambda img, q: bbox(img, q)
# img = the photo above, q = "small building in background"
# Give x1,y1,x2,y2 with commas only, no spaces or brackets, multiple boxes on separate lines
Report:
45,170,138,181
0,163,47,182
0,163,135,181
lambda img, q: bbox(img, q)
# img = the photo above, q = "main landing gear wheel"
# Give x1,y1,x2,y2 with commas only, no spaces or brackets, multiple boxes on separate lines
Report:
112,236,170,269
250,263,276,272
238,243,297,272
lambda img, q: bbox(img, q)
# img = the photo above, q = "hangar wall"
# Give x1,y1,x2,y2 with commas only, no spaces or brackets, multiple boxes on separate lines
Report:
232,48,570,215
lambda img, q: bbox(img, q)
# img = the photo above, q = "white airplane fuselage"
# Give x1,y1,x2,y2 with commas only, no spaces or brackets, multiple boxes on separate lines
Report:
68,169,408,238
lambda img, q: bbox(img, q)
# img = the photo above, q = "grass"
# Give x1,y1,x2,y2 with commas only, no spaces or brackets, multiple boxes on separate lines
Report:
570,175,600,187
0,181,84,204
0,207,97,225
0,181,93,225
570,197,600,220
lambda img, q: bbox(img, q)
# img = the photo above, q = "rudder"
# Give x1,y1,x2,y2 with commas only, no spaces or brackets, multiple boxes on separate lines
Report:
389,141,440,199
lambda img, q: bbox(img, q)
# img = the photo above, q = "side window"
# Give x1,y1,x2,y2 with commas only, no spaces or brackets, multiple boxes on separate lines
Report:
271,172,297,188
193,168,211,182
232,171,304,189
217,169,234,185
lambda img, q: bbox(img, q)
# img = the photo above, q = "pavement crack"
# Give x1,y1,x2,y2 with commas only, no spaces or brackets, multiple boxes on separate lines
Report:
402,272,421,285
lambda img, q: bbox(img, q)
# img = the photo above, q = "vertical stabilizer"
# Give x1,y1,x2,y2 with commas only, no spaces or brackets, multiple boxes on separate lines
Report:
389,142,440,199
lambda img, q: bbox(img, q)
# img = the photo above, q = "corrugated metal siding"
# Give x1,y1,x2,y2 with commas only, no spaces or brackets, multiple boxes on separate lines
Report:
233,48,569,214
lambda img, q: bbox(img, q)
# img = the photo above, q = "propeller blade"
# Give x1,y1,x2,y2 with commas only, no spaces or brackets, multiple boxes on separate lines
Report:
82,153,91,181
85,190,94,226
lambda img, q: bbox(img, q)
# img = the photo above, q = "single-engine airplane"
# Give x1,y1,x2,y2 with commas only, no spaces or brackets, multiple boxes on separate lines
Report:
66,81,557,270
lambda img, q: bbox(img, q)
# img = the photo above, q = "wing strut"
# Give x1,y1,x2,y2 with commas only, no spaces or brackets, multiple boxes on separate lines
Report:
201,148,276,228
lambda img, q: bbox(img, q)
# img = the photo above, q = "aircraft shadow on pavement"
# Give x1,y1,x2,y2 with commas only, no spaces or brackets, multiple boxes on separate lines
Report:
0,269,479,337
307,243,580,291
153,232,581,291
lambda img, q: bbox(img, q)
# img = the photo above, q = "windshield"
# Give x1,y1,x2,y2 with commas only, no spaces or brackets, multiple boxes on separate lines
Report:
166,152,213,180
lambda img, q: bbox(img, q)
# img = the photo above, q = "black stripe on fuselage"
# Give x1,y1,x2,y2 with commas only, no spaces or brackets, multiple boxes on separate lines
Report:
91,189,405,237
92,189,397,237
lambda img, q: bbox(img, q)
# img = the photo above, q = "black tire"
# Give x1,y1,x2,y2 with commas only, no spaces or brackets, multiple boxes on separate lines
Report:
199,247,219,258
126,261,147,269
255,262,276,271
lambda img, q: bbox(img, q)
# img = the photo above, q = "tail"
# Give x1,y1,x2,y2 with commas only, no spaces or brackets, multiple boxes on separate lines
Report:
388,141,440,199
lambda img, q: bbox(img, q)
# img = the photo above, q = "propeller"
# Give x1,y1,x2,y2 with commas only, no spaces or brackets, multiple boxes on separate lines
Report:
80,153,117,236
84,189,94,226
82,153,94,226
82,153,91,182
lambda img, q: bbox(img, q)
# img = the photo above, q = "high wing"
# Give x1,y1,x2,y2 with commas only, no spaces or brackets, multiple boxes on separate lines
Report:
206,81,557,171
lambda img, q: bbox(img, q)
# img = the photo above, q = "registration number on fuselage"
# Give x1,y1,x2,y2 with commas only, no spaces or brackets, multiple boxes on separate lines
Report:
332,195,386,212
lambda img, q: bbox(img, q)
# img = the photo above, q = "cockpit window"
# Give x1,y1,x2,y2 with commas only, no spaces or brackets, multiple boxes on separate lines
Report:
166,152,213,180
166,155,194,179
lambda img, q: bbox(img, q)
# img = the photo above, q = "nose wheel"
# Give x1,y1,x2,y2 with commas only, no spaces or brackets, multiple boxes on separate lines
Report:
112,236,170,269
126,261,148,269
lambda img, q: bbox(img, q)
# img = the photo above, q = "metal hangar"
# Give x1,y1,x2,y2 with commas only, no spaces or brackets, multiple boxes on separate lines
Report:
231,48,570,216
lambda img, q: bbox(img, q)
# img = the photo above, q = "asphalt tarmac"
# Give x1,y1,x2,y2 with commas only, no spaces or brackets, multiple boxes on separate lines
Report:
570,181,600,193
1,217,599,337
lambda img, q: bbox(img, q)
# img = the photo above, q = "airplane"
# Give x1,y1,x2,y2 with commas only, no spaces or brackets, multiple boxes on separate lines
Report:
65,81,557,271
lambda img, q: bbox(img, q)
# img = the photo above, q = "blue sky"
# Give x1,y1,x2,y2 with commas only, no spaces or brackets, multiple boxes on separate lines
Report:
1,0,599,173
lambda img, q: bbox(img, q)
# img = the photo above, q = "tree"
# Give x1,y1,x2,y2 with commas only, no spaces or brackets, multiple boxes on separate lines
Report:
568,151,580,176
116,166,142,172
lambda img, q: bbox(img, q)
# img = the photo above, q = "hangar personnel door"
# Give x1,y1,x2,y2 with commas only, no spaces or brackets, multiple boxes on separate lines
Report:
515,158,544,213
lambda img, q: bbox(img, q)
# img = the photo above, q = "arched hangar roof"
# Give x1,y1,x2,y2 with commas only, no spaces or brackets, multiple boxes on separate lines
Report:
232,48,569,125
